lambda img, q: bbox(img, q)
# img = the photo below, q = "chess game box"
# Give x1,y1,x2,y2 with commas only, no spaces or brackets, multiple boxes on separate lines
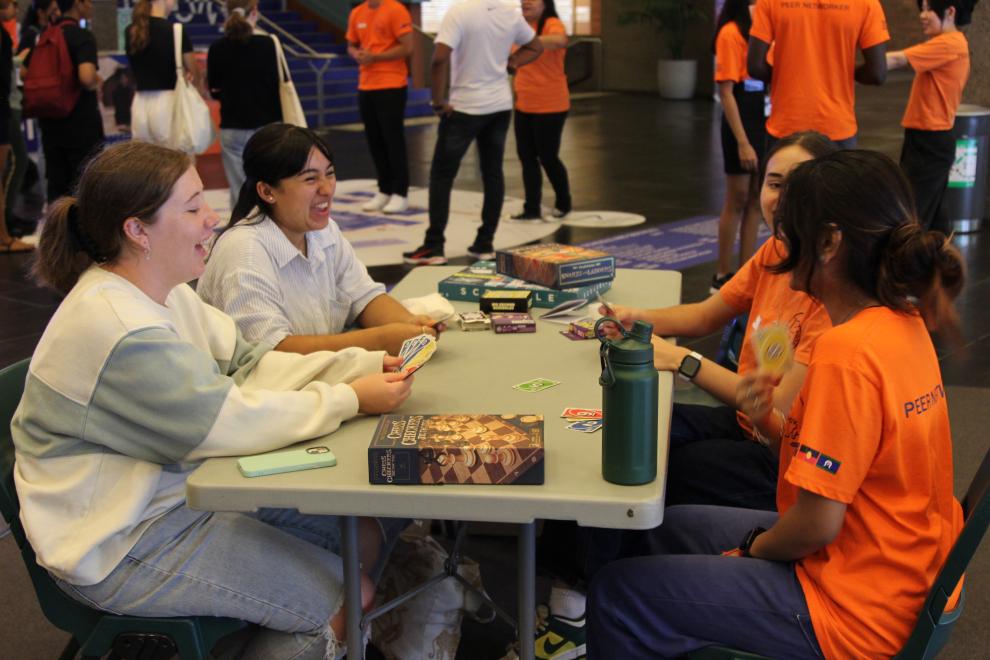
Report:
438,261,612,309
495,244,615,289
369,414,545,485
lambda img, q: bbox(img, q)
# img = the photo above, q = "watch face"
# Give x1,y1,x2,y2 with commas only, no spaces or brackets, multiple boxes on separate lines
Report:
680,355,701,379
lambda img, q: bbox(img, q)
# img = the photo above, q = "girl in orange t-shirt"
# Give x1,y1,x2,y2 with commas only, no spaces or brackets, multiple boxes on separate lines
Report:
886,0,977,234
711,0,766,292
509,0,571,220
588,150,965,659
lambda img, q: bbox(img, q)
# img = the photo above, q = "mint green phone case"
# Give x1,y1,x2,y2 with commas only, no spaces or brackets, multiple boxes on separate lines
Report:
237,446,337,478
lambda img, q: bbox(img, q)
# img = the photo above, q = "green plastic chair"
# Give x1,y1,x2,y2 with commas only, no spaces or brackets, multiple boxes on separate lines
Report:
685,444,990,660
0,359,247,659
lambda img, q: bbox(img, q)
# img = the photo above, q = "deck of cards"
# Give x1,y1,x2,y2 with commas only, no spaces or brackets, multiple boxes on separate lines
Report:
561,407,603,432
751,323,794,376
398,333,438,379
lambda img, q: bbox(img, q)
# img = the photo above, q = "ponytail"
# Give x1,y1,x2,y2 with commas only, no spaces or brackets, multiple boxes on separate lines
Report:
32,198,93,294
127,0,152,54
878,224,965,339
224,0,258,41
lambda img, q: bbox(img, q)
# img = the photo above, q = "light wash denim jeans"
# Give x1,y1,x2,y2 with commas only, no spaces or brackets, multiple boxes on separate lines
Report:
220,128,259,209
588,505,824,659
56,505,405,659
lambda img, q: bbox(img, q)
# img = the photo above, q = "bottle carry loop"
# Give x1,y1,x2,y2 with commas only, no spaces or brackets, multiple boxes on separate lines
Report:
595,317,627,388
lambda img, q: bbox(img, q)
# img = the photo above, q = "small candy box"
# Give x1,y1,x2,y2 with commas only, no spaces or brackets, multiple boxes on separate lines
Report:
457,311,492,332
491,312,537,334
480,289,533,314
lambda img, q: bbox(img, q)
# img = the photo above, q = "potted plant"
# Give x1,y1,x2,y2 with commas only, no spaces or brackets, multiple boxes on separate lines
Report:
618,0,710,99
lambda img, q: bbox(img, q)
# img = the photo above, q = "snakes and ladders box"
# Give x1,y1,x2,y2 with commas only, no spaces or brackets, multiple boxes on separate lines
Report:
369,414,545,485
438,261,612,309
495,243,615,289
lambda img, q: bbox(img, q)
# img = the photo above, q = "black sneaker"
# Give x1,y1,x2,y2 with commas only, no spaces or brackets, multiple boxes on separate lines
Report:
510,211,543,221
402,245,448,265
710,271,735,294
467,243,496,260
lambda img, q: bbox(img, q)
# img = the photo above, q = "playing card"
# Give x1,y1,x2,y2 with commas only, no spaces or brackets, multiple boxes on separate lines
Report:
539,299,589,323
561,407,602,420
399,334,432,359
752,323,793,376
513,378,561,393
400,335,437,378
566,419,603,433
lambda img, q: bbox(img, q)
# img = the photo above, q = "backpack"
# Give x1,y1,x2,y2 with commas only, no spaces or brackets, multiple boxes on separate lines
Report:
23,22,81,120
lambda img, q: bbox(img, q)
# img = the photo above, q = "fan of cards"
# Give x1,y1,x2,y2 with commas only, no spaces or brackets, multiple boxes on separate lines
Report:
561,407,602,433
398,333,438,379
751,323,794,376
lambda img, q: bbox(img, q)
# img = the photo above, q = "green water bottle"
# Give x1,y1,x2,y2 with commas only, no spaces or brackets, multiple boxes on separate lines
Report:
595,318,659,485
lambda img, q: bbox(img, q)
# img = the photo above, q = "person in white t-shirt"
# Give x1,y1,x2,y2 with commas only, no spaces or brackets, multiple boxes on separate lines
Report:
402,0,542,265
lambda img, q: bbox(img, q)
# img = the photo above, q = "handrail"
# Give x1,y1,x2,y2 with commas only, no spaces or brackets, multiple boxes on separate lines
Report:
203,0,336,60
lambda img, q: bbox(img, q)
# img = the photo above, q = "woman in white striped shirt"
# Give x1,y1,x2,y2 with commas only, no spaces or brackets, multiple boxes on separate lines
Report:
198,123,438,355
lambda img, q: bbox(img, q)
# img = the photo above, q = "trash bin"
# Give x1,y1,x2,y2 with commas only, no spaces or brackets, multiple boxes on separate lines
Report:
944,104,990,233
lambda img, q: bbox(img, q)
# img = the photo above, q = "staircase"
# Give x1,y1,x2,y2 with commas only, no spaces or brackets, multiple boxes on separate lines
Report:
118,0,433,127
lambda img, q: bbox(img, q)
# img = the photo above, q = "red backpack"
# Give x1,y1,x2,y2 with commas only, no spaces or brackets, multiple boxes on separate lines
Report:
23,22,81,120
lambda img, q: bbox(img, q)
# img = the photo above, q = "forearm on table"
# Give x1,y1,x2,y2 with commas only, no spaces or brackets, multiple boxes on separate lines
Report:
356,294,416,327
275,329,388,355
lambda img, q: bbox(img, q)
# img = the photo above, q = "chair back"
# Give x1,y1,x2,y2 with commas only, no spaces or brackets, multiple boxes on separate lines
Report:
0,359,106,638
895,446,990,659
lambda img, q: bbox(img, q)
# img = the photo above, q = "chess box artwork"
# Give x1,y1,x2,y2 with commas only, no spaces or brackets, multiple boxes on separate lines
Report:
369,414,545,485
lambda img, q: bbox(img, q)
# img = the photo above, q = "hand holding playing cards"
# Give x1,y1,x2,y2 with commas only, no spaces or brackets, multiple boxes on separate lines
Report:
351,371,413,414
736,370,781,422
383,355,403,372
597,303,641,337
378,322,437,356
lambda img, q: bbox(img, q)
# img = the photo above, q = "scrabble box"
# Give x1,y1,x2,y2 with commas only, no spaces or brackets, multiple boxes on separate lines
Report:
438,261,612,309
369,414,545,485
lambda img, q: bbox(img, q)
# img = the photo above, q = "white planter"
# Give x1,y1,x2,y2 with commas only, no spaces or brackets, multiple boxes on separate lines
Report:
657,59,697,100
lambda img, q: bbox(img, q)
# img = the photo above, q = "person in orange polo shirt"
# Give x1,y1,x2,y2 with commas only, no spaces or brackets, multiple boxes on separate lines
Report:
509,0,571,221
587,150,964,659
748,0,889,147
887,0,978,234
346,0,413,214
710,0,766,292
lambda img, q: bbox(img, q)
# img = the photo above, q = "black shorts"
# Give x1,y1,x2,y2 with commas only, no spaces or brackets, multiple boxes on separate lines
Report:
720,84,767,176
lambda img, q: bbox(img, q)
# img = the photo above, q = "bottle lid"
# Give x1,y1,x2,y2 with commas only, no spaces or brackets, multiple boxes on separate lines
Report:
607,320,654,365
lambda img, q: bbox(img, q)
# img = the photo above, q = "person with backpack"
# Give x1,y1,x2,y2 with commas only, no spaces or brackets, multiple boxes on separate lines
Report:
0,0,26,253
126,0,197,146
23,0,103,202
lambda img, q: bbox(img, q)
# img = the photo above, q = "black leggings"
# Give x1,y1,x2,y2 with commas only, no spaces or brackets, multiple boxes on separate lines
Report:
900,128,954,235
513,109,571,215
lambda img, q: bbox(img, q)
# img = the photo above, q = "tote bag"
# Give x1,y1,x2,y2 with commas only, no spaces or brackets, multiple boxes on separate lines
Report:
170,23,215,154
272,35,307,128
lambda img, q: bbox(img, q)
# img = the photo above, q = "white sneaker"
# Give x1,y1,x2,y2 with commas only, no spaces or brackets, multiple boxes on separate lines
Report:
361,192,389,212
382,194,409,214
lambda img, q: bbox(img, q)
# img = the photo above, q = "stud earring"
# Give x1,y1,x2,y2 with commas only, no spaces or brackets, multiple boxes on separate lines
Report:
144,244,151,260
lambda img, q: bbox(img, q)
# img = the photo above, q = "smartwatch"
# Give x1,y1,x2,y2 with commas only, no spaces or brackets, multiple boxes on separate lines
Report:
677,351,703,381
739,526,767,558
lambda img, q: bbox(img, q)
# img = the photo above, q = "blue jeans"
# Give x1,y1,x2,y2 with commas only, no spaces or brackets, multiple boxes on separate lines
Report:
56,505,404,659
587,505,823,659
221,128,260,209
666,403,777,511
425,110,512,250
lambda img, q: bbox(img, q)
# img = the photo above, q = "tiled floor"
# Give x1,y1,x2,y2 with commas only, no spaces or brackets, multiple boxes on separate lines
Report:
1,72,988,659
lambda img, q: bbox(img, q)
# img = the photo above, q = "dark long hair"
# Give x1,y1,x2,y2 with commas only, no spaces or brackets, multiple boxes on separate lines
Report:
712,0,752,54
770,150,964,337
215,123,335,243
126,0,153,54
761,131,839,182
536,0,560,36
920,0,980,26
33,142,192,294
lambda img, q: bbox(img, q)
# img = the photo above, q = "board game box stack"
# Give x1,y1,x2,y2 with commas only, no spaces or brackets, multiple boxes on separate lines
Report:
495,243,615,289
369,414,545,485
437,261,612,309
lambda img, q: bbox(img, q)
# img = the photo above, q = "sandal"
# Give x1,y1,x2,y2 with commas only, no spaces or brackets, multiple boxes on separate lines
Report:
0,237,34,254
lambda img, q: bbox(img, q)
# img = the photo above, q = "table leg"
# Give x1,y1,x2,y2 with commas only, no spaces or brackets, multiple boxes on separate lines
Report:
341,515,364,660
517,521,536,660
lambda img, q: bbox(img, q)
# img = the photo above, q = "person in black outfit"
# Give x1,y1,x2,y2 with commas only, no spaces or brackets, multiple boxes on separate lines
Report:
0,0,27,252
207,0,280,207
25,0,103,204
126,0,196,146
